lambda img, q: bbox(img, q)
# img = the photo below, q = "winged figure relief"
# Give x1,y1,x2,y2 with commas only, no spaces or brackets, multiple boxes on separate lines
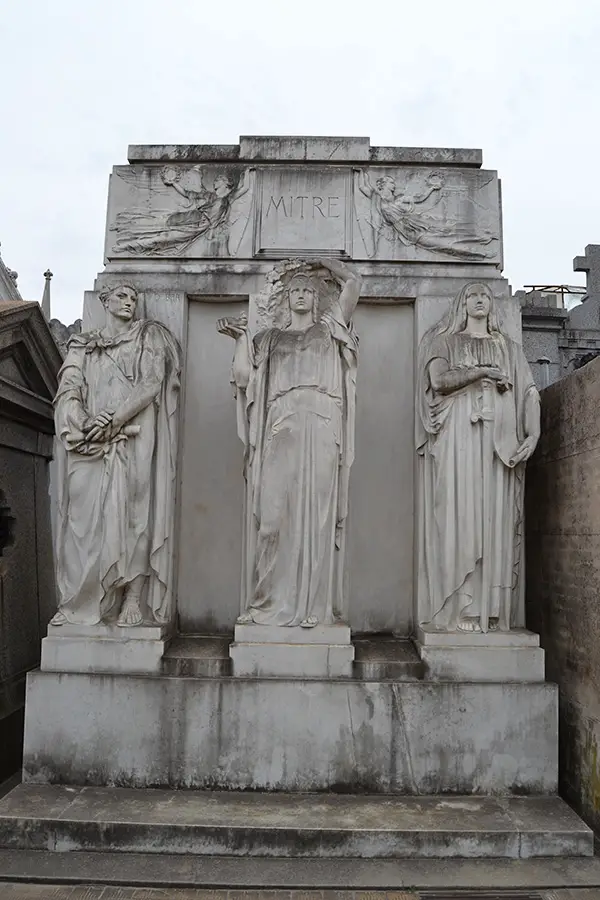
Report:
355,169,499,260
110,166,253,257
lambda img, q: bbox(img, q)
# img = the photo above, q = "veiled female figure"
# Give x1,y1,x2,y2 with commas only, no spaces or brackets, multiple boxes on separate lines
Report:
217,259,361,628
416,283,540,633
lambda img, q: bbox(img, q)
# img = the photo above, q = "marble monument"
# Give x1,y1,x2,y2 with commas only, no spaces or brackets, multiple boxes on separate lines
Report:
2,139,588,863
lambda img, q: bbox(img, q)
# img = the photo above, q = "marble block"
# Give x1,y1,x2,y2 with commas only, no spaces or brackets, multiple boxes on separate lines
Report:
41,624,170,675
417,627,540,647
416,628,545,682
234,623,351,644
22,670,559,792
230,640,354,678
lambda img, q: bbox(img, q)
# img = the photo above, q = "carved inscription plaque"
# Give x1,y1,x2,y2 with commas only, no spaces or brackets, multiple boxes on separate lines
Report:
253,167,352,258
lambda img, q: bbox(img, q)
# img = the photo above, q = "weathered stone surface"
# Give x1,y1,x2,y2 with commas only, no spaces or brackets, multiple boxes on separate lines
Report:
3,849,600,892
106,143,501,264
127,138,483,167
417,645,545,682
353,638,424,681
162,636,231,677
22,671,558,793
229,641,355,678
417,628,544,681
40,633,168,675
0,785,591,859
234,624,351,645
526,356,600,836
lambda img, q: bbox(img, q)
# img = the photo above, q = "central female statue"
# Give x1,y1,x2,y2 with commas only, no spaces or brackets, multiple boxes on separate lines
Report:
217,259,361,628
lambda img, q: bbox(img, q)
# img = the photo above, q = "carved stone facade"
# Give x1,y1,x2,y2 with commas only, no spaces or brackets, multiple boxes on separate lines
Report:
105,140,502,266
11,138,575,831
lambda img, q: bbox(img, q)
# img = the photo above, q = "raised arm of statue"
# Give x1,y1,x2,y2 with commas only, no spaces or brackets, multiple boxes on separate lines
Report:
217,313,251,389
317,258,362,323
355,168,374,199
231,168,253,202
412,173,444,206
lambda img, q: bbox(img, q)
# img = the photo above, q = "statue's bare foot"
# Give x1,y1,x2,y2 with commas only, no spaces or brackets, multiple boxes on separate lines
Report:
50,610,68,626
236,612,254,625
457,617,499,633
117,598,143,627
300,615,318,628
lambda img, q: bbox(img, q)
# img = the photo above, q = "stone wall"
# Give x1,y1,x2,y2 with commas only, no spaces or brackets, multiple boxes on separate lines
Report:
526,356,600,833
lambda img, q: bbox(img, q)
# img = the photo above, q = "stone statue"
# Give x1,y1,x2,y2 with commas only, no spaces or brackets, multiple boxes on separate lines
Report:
416,282,540,633
50,284,181,628
217,258,361,628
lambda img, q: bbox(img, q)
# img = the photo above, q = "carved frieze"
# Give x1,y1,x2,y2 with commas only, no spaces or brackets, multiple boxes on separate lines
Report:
105,162,502,264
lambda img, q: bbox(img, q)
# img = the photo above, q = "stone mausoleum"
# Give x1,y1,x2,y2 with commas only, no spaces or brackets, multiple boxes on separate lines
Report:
0,136,593,867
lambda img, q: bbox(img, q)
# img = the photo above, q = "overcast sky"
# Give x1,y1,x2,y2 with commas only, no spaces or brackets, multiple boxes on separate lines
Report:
1,0,598,322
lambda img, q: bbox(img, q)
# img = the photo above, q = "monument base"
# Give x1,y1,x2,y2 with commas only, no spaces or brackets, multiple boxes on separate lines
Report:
41,624,171,676
22,668,558,793
230,623,354,677
415,627,545,682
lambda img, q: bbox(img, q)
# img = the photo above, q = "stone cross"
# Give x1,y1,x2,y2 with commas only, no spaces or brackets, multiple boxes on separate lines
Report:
573,244,600,299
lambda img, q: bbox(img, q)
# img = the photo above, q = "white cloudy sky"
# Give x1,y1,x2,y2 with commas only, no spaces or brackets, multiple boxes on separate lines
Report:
1,0,598,322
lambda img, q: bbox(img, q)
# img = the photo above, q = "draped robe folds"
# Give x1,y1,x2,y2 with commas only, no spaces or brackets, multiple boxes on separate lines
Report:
416,330,538,630
113,194,232,255
369,192,496,259
235,301,358,626
54,320,180,625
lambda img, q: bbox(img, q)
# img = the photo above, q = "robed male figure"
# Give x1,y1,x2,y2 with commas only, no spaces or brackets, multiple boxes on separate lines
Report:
51,285,180,628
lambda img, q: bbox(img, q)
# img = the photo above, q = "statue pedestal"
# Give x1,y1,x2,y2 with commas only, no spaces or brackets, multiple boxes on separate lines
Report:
230,623,354,678
415,627,545,682
41,624,171,676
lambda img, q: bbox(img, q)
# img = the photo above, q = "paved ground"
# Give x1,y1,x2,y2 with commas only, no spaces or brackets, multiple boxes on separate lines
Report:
1,886,600,898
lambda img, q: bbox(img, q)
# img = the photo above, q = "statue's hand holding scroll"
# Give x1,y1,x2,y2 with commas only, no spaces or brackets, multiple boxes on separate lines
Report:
84,410,115,443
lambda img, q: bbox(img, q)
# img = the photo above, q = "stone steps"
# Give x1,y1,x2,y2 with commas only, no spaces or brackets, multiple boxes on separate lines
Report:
0,785,592,860
0,884,590,899
162,635,424,681
2,849,600,893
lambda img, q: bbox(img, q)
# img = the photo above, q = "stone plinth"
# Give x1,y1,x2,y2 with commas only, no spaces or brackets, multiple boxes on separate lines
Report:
230,623,354,678
416,628,545,682
0,784,591,859
41,624,171,676
22,670,558,793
